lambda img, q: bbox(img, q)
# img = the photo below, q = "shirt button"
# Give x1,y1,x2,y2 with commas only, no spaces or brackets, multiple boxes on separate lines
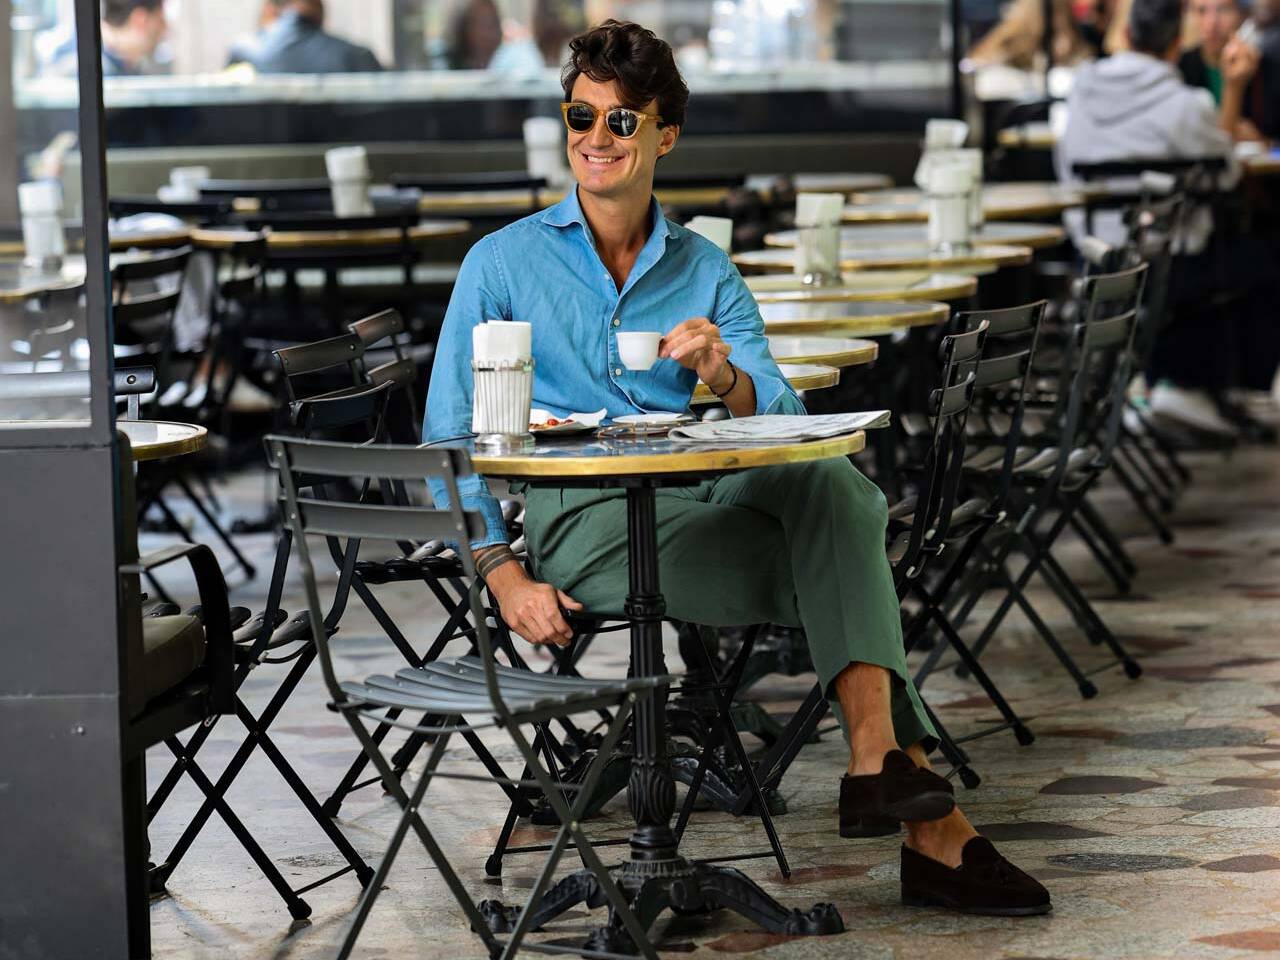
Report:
614,368,623,376
612,317,621,327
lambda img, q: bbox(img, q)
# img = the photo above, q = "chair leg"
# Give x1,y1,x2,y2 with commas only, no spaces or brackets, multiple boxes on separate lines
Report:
1078,496,1138,577
1067,513,1131,594
920,699,981,790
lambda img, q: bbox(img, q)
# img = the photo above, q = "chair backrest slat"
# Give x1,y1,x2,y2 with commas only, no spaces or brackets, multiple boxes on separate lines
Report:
268,435,470,480
275,332,366,378
111,246,193,284
287,494,486,543
348,308,404,347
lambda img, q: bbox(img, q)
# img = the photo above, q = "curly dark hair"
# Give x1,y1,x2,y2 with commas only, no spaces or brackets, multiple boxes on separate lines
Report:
561,20,690,130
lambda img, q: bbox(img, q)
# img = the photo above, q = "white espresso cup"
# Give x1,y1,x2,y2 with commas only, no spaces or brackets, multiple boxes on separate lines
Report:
617,331,662,371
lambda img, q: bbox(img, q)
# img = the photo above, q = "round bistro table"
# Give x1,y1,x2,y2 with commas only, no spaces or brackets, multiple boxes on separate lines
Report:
768,336,878,368
733,242,1032,274
189,219,470,251
746,270,977,304
690,361,839,405
760,298,949,336
762,221,1065,250
118,419,208,462
843,182,1087,222
0,227,194,259
464,427,866,947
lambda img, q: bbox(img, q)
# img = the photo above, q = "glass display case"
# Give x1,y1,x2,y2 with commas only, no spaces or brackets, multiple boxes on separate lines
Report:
9,0,958,185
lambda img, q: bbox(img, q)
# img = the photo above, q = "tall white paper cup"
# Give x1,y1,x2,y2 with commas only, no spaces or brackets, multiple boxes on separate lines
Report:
927,162,972,254
523,117,569,189
685,215,733,253
168,165,210,201
795,192,842,284
325,146,370,181
18,179,66,264
330,180,373,217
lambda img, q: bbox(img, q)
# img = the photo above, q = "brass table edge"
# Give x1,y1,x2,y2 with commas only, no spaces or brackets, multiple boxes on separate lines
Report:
472,429,866,478
769,340,879,367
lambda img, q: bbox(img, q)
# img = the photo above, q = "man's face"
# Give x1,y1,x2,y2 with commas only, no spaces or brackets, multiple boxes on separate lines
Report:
132,5,167,56
567,74,678,202
1191,0,1243,59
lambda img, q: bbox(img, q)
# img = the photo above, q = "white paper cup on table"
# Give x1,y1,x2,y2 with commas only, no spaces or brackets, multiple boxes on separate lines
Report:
617,331,662,370
795,192,843,285
523,117,570,189
472,320,535,452
914,118,971,189
325,146,373,217
951,148,984,230
926,161,972,255
168,165,210,201
685,215,733,252
18,179,66,267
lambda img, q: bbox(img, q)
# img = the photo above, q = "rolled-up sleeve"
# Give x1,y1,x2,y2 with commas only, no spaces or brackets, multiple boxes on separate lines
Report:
711,258,807,416
423,236,513,548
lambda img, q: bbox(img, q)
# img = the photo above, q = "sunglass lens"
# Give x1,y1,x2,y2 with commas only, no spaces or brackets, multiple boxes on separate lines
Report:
565,104,596,132
606,109,639,138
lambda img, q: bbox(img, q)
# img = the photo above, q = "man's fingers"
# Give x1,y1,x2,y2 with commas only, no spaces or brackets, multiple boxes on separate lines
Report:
671,334,709,361
557,589,585,610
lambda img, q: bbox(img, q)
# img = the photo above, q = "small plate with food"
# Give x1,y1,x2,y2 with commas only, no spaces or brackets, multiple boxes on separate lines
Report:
530,407,605,436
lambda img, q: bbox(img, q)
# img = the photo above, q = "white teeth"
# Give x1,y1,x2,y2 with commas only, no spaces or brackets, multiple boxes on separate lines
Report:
585,156,618,164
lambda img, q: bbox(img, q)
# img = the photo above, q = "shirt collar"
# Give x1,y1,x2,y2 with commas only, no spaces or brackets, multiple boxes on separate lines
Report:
542,187,673,247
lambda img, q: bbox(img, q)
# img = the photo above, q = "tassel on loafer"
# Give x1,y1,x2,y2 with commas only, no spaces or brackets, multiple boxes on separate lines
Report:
839,749,955,838
900,837,1052,916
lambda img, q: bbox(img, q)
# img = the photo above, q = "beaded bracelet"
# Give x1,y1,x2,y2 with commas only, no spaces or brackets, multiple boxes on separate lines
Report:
711,361,739,399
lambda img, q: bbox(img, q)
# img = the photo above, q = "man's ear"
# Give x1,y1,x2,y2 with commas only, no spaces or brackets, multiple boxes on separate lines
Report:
656,124,680,159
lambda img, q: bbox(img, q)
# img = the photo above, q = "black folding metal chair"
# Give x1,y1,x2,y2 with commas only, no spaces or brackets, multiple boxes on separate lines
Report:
925,265,1150,697
902,301,1046,751
270,435,665,960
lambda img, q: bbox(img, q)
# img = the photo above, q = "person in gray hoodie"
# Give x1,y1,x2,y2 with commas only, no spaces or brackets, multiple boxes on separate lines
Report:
1056,0,1279,439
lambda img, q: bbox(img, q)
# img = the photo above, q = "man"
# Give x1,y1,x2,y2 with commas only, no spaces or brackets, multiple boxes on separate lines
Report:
1056,0,1277,437
47,0,166,77
426,19,1050,916
229,0,382,74
1180,0,1265,139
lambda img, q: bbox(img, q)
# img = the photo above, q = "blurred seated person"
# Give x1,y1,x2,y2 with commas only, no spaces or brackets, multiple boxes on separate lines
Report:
1249,0,1280,137
1180,0,1267,139
1058,0,1279,437
444,0,556,72
47,0,166,77
968,0,1095,69
228,0,382,74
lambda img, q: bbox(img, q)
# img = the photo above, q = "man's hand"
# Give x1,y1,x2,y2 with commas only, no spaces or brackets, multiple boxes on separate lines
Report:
1223,37,1260,87
484,557,583,647
659,317,733,393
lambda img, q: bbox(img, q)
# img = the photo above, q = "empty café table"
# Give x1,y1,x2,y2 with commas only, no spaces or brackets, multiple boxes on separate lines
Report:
690,361,839,404
746,270,977,304
189,220,470,251
746,171,894,197
117,419,208,462
760,299,950,336
0,227,193,259
768,335,878,368
763,221,1065,251
0,259,85,304
844,182,1087,222
734,243,1033,274
463,427,863,945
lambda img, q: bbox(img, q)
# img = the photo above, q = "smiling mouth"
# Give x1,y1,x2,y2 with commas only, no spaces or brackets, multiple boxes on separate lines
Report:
582,154,621,165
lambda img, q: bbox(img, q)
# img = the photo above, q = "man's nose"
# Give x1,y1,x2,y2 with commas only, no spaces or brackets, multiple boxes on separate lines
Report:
586,115,614,149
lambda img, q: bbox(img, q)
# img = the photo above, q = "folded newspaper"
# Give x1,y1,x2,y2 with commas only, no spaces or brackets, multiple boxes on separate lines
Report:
668,411,892,443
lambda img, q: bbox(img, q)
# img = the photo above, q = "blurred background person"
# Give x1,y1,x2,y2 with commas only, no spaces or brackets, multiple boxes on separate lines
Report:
230,0,383,74
1179,0,1266,141
968,0,1095,69
46,0,167,77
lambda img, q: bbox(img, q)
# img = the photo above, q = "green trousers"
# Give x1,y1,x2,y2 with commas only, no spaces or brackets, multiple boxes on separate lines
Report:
519,456,937,752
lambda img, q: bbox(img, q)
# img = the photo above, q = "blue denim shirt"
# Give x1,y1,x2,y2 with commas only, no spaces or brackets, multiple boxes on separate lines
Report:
424,188,806,547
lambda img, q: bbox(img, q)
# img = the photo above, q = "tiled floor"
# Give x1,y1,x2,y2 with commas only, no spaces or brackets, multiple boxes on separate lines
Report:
146,442,1280,960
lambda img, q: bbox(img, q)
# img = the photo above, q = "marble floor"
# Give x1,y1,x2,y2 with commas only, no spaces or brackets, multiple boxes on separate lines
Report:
144,442,1280,960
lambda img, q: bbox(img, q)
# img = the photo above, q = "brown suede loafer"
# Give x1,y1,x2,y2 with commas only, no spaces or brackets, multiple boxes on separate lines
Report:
839,749,955,837
900,837,1052,916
